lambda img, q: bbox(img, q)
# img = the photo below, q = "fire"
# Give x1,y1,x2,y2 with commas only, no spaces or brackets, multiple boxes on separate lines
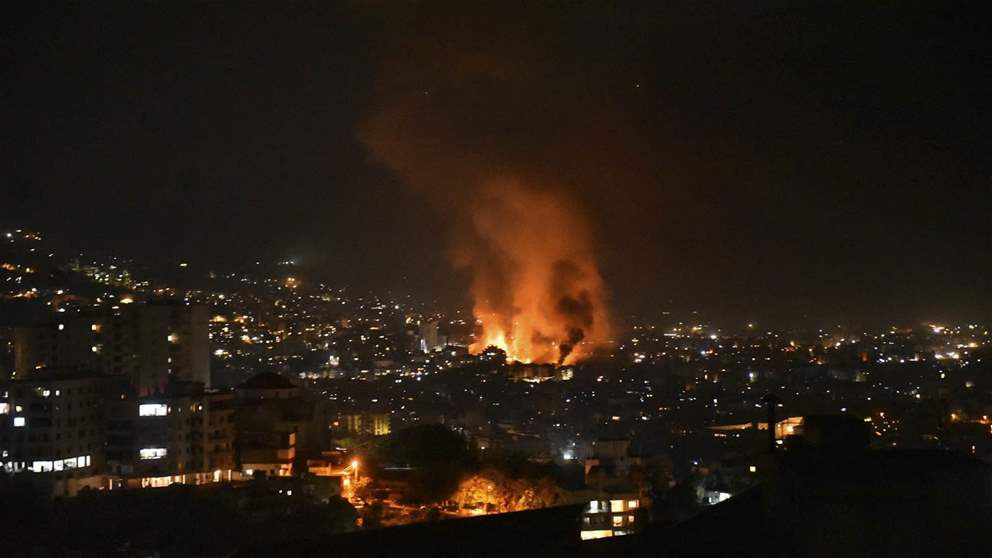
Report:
356,33,612,365
460,180,610,365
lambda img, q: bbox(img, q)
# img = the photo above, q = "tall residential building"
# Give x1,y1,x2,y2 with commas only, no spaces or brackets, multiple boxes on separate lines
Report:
0,370,129,496
1,327,15,380
418,320,441,353
12,301,210,396
116,383,236,487
234,372,313,477
0,371,238,494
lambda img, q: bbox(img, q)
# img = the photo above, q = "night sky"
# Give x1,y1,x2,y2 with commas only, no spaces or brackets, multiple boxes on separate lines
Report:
2,2,989,327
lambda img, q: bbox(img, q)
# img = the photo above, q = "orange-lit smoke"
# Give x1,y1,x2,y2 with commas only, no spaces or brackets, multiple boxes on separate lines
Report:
357,20,612,364
457,179,610,364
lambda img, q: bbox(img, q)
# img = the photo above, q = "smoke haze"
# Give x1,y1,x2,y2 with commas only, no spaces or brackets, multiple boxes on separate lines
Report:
358,11,613,362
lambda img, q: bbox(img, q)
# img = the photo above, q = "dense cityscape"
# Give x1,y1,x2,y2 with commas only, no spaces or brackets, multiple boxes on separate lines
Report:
4,2,990,557
2,227,989,555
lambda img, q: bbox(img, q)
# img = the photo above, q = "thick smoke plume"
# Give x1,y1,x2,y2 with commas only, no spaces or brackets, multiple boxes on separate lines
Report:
456,179,610,364
358,13,612,364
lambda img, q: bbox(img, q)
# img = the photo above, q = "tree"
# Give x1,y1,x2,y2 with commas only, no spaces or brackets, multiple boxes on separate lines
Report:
377,424,478,503
453,469,561,513
325,495,359,532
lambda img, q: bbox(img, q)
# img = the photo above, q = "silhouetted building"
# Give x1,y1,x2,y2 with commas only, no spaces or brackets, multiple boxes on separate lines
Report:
114,382,236,487
581,438,651,540
234,372,313,476
235,371,301,402
418,320,442,353
0,369,128,496
12,301,210,396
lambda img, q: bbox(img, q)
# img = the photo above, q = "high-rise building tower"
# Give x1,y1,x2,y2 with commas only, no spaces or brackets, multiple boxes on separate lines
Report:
418,320,441,353
12,301,210,396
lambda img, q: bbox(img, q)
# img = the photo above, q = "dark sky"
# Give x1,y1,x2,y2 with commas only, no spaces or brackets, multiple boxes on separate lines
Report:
2,2,989,327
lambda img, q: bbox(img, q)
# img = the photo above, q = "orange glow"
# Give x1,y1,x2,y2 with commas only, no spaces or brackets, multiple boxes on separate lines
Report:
463,180,611,365
357,67,610,366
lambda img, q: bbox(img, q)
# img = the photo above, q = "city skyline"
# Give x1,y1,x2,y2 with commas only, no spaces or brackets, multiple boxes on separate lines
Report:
1,201,989,555
2,2,988,328
3,3,991,555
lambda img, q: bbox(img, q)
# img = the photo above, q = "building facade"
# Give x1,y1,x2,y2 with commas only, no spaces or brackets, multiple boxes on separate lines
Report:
0,370,129,496
12,301,210,396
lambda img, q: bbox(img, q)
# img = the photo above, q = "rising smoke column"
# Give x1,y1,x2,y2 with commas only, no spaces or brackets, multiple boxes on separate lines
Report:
456,179,610,364
357,12,612,364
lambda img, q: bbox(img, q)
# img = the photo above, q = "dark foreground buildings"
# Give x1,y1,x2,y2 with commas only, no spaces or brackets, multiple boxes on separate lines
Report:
2,302,252,496
236,414,991,558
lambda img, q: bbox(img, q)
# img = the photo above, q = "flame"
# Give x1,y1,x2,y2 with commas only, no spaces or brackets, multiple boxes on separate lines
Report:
355,24,612,365
460,180,610,365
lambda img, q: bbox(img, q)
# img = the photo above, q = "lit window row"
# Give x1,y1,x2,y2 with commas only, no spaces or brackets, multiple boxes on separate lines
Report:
138,403,168,416
140,447,168,460
586,499,639,513
9,455,94,473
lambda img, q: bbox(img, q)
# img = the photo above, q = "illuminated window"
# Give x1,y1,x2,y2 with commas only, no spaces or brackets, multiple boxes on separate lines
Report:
627,499,639,509
140,448,168,460
30,461,54,472
13,416,26,427
580,530,614,540
0,402,9,415
749,465,757,473
167,333,179,343
610,500,624,512
612,515,623,527
139,403,168,416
